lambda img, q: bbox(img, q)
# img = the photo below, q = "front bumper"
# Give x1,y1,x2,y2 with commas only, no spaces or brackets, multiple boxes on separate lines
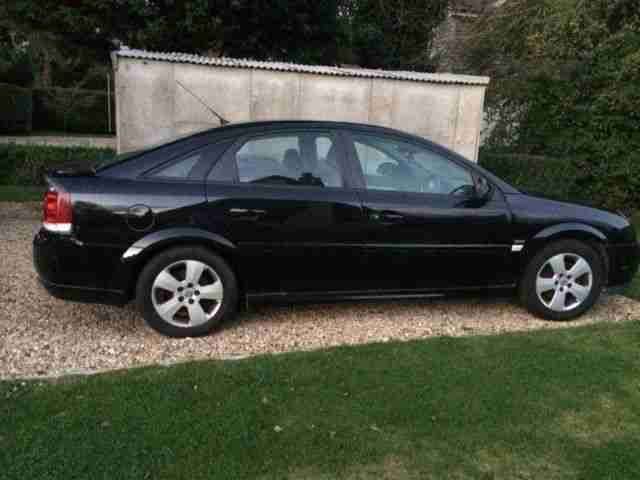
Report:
607,242,640,287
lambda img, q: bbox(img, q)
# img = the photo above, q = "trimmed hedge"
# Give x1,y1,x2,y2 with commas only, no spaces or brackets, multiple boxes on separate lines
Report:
0,144,115,186
479,151,588,204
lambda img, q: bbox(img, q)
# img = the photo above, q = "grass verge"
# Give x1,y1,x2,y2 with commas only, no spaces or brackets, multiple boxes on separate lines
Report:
2,322,640,479
0,185,43,202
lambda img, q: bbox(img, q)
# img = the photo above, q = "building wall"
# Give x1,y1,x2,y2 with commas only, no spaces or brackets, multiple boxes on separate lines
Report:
114,57,487,161
433,0,504,73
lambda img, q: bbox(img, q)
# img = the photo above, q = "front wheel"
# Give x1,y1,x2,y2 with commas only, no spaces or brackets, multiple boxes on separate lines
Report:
519,240,605,321
137,246,238,337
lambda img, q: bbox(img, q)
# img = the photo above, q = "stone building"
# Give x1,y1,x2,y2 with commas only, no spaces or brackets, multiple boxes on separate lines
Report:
434,0,504,73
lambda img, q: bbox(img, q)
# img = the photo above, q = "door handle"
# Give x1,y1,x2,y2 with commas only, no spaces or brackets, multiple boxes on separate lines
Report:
370,211,405,223
228,208,266,219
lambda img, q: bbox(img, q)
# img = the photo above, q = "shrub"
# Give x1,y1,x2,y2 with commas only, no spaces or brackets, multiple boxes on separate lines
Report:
32,87,114,135
479,151,589,204
465,0,640,213
0,144,115,186
0,82,33,133
0,83,114,135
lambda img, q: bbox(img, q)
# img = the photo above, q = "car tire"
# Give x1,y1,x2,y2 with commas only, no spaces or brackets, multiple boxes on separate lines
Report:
136,246,238,337
519,239,604,321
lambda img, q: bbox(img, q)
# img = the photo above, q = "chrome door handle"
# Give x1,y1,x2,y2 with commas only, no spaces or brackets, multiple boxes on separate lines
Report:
228,208,266,218
370,211,405,223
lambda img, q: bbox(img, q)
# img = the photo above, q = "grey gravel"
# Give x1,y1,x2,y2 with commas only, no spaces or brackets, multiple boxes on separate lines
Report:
1,202,638,380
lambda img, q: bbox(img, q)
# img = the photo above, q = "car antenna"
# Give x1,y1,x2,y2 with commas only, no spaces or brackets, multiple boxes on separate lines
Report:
176,80,230,126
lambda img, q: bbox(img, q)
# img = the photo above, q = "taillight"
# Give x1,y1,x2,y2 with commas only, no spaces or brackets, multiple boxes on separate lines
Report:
43,188,72,233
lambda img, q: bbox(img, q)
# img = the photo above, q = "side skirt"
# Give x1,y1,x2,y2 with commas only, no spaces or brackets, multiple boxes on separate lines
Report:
246,284,517,305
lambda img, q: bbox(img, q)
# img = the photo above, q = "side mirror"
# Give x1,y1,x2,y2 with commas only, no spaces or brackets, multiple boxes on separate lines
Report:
474,176,492,200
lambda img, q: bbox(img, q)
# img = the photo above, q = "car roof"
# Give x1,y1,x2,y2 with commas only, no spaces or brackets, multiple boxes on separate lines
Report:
197,119,421,138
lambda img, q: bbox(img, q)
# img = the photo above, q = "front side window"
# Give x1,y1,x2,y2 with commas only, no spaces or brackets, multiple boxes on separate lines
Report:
234,133,344,188
352,134,475,196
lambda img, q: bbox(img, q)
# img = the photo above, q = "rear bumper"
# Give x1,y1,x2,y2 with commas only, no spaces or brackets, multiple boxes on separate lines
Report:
607,242,640,287
38,276,127,305
33,227,130,305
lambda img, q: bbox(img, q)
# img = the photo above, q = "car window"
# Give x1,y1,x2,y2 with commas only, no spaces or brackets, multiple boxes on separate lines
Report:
352,134,474,196
234,133,343,188
151,152,201,179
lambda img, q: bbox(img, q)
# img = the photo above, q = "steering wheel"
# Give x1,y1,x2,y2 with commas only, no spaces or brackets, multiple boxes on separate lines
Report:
417,174,439,194
449,184,475,196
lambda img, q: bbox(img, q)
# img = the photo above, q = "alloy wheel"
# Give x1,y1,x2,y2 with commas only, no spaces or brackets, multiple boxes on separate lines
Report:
151,260,224,327
536,253,593,312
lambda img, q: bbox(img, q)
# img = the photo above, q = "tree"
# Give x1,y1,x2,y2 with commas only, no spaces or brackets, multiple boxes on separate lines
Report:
464,0,640,210
221,0,339,64
41,62,107,134
338,0,450,71
135,0,340,65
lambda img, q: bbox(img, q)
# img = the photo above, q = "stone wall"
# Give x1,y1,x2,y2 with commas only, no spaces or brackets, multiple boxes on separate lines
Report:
114,55,488,161
433,0,504,73
0,135,116,149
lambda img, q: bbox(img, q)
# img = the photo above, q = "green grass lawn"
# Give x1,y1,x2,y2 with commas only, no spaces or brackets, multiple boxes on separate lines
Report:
0,185,43,202
2,322,640,479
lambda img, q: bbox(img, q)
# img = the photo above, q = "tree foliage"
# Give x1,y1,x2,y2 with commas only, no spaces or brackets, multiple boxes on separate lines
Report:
1,0,451,87
1,0,341,87
466,0,640,211
339,0,449,71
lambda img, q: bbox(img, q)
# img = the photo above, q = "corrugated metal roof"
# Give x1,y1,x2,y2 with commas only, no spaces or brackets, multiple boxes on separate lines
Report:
114,48,490,86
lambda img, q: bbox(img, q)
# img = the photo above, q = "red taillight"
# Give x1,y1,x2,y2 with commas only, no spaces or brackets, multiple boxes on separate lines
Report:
43,188,72,233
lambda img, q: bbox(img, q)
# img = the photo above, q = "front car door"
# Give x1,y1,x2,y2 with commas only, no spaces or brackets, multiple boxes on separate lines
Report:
343,130,516,292
204,128,366,295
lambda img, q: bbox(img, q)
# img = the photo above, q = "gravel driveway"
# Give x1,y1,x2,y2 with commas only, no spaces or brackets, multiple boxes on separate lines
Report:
1,202,638,380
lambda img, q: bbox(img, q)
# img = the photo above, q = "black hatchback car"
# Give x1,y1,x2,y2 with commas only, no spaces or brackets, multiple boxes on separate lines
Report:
34,121,639,337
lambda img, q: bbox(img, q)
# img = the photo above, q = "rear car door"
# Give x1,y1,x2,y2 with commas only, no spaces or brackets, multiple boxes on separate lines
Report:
343,130,515,291
204,128,366,294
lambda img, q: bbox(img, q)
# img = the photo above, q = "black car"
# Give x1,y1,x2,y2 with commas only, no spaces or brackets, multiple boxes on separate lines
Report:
33,121,639,337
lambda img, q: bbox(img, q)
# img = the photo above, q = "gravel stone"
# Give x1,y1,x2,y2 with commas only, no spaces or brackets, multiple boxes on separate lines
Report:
1,202,639,380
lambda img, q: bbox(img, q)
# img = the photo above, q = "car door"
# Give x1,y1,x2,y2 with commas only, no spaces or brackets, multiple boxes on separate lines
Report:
343,130,515,291
204,128,367,294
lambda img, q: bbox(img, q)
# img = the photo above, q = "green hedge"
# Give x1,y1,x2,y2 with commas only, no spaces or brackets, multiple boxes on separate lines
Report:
0,83,33,133
479,151,588,203
0,144,115,186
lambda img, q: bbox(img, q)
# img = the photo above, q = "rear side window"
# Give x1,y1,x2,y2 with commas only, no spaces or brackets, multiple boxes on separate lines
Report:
148,141,233,181
231,132,344,188
151,152,201,179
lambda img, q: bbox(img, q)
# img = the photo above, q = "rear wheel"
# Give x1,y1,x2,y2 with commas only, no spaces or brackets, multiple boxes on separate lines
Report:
519,240,604,321
137,246,238,337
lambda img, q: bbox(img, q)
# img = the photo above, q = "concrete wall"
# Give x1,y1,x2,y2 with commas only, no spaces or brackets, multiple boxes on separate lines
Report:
114,57,487,161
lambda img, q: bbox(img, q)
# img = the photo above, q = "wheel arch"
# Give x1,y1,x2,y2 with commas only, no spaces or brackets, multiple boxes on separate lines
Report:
521,223,610,280
120,228,242,300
